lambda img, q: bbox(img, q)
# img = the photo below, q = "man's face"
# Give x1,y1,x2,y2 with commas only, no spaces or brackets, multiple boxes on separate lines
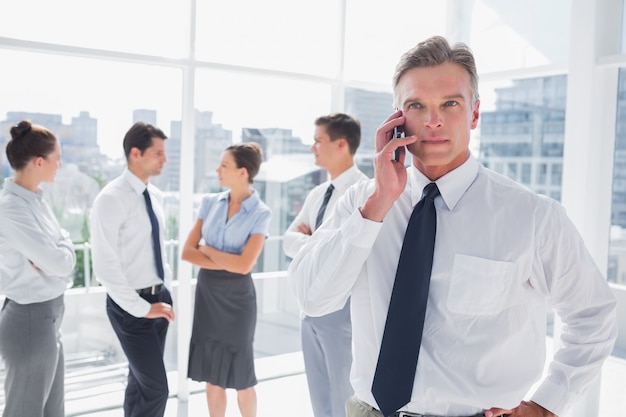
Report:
395,61,480,180
310,124,340,170
136,137,167,178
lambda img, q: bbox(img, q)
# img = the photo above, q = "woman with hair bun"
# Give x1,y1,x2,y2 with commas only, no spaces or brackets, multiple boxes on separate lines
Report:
0,120,76,417
182,142,271,417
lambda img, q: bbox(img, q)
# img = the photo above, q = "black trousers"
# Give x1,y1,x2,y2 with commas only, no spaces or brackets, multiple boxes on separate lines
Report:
106,289,172,417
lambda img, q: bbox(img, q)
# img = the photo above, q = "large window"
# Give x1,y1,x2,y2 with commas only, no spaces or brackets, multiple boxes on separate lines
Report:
0,0,188,57
0,49,183,241
344,0,447,84
610,69,626,286
196,0,342,77
1,1,625,415
191,69,332,301
469,1,570,72
477,77,566,200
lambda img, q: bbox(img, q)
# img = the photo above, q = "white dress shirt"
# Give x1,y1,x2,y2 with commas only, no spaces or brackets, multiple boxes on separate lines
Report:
0,179,75,303
287,155,617,417
90,169,172,318
283,164,368,258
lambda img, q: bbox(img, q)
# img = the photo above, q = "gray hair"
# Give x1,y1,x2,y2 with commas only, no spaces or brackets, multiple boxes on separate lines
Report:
393,36,479,104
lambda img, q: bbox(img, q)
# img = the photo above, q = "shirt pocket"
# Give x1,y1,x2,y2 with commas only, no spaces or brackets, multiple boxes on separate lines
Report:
447,253,515,316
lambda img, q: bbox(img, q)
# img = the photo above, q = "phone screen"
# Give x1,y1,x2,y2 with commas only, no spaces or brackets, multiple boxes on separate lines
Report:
393,125,405,162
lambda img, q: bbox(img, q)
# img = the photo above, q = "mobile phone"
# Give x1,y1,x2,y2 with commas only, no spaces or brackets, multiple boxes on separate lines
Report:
393,124,405,162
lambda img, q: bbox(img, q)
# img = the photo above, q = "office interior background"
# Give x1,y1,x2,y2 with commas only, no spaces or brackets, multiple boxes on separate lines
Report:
1,0,626,416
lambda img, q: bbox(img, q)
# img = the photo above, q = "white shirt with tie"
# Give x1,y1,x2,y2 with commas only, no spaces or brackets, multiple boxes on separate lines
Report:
283,164,367,259
90,168,171,317
288,155,617,417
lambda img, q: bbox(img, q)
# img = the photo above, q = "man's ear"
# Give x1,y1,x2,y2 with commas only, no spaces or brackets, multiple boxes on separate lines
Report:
471,99,480,129
129,147,141,160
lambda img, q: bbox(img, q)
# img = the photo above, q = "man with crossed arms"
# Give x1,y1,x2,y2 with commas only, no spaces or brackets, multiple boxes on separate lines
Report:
284,113,367,417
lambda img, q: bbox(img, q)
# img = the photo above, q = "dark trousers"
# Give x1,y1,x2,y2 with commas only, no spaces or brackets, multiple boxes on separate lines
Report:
106,289,172,417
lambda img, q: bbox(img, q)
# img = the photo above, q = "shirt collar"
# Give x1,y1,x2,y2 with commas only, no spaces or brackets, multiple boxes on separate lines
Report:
3,177,44,202
408,154,479,210
217,188,261,213
122,168,149,195
329,164,360,191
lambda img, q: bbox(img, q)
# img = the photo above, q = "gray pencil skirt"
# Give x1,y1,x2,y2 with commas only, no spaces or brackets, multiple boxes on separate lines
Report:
188,268,257,390
0,294,65,417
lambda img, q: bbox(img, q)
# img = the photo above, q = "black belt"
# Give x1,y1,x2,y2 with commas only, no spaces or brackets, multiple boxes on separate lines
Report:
356,398,484,417
136,284,163,295
392,413,483,417
392,412,485,417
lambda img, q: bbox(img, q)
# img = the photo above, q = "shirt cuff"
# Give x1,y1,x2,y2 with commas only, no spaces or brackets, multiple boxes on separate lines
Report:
345,208,383,249
530,378,572,417
117,294,152,318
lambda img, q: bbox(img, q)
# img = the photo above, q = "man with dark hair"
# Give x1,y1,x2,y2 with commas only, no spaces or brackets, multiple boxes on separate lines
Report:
90,122,175,417
288,37,617,417
284,113,367,417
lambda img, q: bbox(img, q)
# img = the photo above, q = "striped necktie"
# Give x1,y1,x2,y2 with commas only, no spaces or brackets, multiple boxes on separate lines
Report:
315,184,335,230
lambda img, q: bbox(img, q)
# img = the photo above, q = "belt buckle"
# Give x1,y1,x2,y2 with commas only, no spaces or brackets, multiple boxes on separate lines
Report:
151,285,157,295
397,413,421,417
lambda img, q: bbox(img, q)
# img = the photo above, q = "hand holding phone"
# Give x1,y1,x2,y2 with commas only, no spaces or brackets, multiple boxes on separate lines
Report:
392,124,405,162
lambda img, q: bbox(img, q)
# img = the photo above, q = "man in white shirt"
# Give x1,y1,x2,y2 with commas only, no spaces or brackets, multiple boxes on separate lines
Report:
287,36,617,417
284,113,368,417
90,122,175,417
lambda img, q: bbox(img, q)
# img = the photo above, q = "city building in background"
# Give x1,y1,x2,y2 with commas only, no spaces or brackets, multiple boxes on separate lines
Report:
479,75,567,201
2,2,626,413
6,73,626,285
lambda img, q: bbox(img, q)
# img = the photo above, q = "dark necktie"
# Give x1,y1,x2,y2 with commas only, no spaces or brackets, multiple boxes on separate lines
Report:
143,188,165,280
315,183,335,230
371,182,440,417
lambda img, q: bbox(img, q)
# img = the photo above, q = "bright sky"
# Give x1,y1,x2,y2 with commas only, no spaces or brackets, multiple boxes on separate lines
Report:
0,0,562,158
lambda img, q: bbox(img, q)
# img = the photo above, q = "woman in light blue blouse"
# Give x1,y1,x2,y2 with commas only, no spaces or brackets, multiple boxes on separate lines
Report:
182,142,271,417
0,120,76,417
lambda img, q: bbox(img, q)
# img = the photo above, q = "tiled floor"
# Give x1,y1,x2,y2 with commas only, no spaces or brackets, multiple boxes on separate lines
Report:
71,352,313,417
83,374,314,417
73,350,626,417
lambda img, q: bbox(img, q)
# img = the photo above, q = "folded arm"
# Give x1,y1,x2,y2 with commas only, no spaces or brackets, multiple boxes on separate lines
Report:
199,233,266,275
0,204,75,278
288,185,381,316
181,218,222,269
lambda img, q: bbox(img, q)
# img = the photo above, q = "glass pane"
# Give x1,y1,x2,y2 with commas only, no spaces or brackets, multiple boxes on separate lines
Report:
622,0,626,53
609,69,626,286
0,0,188,57
193,70,331,260
185,71,333,362
0,48,182,413
470,0,571,73
195,0,341,77
477,76,567,200
0,48,183,265
344,0,447,84
345,86,394,176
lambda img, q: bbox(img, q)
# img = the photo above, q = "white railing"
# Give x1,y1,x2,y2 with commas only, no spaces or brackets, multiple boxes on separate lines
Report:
1,256,301,416
72,235,285,290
